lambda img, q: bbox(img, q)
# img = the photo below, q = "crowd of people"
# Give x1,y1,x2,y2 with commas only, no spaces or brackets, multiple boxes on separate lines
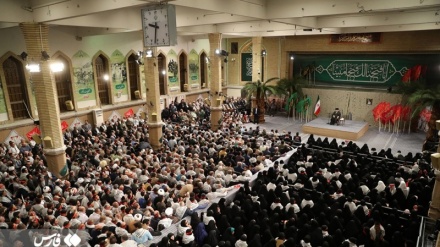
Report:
0,97,433,247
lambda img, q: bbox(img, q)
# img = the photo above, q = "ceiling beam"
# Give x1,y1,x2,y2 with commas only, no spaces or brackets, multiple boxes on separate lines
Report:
172,0,266,19
31,0,150,22
342,23,440,33
175,6,258,27
266,0,440,19
316,9,440,28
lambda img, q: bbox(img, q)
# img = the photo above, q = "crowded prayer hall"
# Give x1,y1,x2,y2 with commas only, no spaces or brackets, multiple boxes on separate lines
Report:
0,1,439,247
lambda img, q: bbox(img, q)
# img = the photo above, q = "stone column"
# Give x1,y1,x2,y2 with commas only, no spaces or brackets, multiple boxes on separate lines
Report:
429,120,440,246
251,36,265,123
144,47,163,151
20,23,67,178
252,36,263,82
208,33,223,131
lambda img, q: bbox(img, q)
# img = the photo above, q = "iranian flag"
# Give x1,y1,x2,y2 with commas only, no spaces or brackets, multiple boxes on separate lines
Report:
314,96,321,116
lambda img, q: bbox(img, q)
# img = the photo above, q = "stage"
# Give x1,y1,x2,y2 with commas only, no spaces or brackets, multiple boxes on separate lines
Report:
302,117,369,141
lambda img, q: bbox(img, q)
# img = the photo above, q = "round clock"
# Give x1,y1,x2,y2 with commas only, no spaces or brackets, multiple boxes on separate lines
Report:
141,5,177,47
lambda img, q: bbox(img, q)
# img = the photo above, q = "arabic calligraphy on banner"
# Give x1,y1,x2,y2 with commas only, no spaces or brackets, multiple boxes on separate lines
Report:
241,53,252,81
294,54,440,86
315,60,404,83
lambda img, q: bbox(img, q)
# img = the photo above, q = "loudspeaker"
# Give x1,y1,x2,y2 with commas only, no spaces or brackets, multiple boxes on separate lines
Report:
65,101,74,111
431,153,440,170
43,136,53,148
151,113,157,122
134,90,141,99
34,120,40,125
231,42,238,54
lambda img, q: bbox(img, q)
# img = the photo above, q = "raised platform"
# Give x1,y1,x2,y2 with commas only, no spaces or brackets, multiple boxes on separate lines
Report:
302,117,369,141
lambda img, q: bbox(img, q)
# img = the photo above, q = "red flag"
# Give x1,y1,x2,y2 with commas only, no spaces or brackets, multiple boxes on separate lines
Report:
372,102,390,122
61,121,69,131
401,68,411,83
411,65,422,81
391,104,403,124
401,106,411,121
26,126,41,140
124,108,134,118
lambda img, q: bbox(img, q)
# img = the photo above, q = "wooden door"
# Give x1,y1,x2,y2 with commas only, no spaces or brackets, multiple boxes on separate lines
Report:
179,53,187,92
128,55,139,100
200,52,207,88
3,57,29,119
54,57,73,112
158,54,166,95
95,55,109,105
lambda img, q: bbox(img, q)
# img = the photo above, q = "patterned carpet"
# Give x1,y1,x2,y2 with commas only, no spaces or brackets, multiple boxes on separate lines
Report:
245,115,427,156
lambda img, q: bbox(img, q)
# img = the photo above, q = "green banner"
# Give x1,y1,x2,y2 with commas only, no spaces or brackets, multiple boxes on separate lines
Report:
72,50,96,102
294,54,440,87
189,49,199,85
241,53,252,81
168,76,178,83
0,78,7,114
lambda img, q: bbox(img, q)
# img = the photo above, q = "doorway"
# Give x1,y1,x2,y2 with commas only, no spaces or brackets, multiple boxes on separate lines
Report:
94,55,110,105
2,56,30,119
53,55,73,112
158,53,166,95
179,53,187,92
127,54,140,100
200,52,207,88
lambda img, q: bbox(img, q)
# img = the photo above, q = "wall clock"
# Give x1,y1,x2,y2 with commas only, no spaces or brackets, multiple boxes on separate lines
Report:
141,4,177,47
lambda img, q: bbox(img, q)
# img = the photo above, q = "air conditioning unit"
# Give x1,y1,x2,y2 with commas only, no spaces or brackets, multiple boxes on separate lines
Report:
92,109,104,126
65,100,75,111
134,90,141,99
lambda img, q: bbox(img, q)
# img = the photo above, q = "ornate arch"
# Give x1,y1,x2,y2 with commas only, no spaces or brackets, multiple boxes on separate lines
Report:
92,50,113,106
0,51,34,121
52,51,76,112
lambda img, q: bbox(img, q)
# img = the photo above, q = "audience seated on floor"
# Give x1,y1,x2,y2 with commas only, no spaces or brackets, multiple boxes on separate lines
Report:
0,96,431,247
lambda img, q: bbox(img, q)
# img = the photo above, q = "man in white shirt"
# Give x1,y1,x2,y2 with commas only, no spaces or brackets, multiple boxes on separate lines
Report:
157,212,173,229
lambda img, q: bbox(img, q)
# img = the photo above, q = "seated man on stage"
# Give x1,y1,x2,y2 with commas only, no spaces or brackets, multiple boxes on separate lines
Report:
330,108,341,125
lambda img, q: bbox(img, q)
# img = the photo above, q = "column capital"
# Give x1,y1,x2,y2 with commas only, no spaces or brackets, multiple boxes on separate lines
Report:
147,122,165,128
44,145,67,156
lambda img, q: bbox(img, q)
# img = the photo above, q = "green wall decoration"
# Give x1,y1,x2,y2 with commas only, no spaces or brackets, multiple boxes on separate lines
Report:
0,76,8,121
72,50,96,105
189,49,199,86
241,53,252,81
167,50,179,87
110,49,128,101
294,54,440,87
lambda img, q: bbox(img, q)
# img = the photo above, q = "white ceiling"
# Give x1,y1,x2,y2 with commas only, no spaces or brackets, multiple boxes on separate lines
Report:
1,0,439,38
